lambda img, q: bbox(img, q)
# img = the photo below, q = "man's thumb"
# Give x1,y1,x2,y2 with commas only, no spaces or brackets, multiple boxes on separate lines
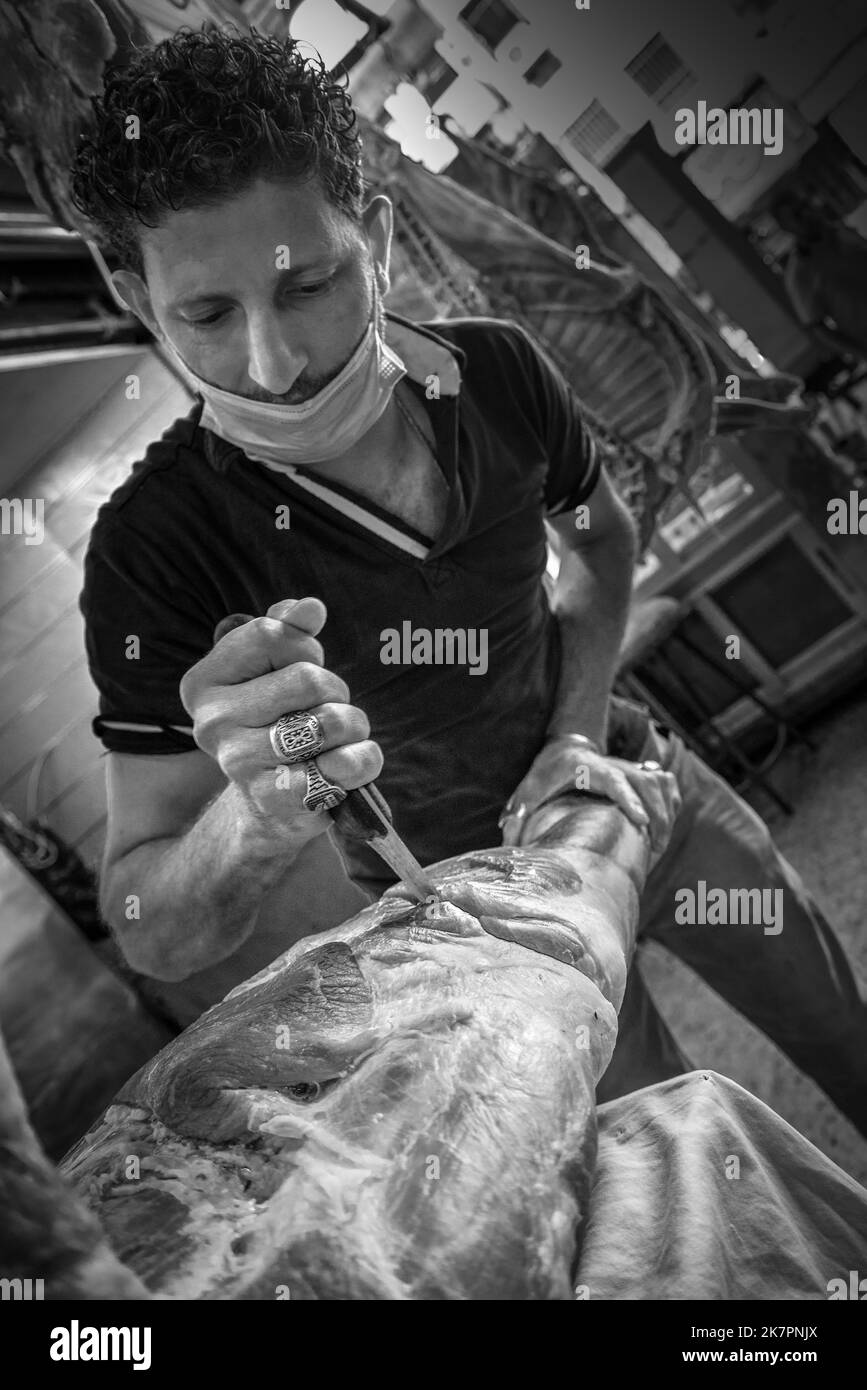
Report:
267,596,327,636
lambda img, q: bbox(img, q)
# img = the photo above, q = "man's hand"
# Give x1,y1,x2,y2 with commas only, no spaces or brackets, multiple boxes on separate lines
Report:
180,596,382,838
500,736,682,864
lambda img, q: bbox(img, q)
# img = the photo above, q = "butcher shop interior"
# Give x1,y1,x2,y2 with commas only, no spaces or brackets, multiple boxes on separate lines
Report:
1,0,866,1331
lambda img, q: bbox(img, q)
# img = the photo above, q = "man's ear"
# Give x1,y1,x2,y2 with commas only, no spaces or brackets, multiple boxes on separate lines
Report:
362,195,394,295
111,270,159,336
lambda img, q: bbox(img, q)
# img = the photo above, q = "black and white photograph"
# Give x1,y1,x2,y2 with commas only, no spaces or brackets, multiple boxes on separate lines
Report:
1,0,866,1348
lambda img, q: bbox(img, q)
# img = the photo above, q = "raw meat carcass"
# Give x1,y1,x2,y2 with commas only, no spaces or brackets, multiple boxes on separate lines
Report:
60,793,651,1300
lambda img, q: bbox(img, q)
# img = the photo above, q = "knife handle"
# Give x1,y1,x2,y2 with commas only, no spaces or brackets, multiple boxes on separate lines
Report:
330,783,394,843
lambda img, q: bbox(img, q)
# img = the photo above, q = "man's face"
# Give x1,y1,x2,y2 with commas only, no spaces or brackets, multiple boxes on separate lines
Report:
114,177,390,403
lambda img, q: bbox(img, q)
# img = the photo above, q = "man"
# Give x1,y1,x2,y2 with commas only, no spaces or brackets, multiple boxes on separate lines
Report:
72,27,866,1132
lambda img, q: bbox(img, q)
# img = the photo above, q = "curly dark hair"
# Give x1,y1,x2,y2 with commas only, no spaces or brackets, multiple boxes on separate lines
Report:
70,25,365,276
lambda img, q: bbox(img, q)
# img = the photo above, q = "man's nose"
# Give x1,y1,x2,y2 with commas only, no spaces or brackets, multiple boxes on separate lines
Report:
245,315,306,396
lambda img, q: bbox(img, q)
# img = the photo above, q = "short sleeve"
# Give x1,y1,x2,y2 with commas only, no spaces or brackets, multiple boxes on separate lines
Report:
502,320,601,514
80,512,213,755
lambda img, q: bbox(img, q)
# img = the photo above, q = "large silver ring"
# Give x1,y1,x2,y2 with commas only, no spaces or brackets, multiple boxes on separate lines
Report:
302,759,346,814
270,711,324,764
637,760,663,772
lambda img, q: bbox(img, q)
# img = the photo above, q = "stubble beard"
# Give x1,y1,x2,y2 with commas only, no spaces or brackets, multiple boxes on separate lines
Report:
245,268,380,405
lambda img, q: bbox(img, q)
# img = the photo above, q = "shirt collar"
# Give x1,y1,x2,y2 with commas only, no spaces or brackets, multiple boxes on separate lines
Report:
198,312,466,475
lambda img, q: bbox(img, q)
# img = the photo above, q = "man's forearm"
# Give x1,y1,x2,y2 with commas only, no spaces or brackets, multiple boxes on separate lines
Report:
547,527,637,747
102,782,312,982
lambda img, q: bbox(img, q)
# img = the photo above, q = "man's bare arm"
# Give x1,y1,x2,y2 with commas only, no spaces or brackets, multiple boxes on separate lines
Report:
545,468,638,748
101,753,319,982
99,598,382,983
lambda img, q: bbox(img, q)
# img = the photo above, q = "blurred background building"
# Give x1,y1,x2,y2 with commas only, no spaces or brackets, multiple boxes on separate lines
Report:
265,0,867,367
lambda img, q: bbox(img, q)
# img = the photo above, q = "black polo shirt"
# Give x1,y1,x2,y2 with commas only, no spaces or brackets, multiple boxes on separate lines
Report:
80,314,600,888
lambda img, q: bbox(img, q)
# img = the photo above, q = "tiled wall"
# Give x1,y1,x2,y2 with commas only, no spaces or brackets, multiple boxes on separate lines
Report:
0,347,191,871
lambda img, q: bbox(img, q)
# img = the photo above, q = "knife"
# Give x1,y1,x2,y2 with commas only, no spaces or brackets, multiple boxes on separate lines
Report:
212,613,440,905
328,779,440,905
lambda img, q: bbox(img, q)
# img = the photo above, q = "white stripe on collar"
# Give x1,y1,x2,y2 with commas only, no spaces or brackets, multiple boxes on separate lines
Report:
261,466,432,558
253,315,454,554
249,317,457,553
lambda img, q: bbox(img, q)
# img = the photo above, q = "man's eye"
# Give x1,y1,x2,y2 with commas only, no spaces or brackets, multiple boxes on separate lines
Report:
293,275,335,297
185,275,335,327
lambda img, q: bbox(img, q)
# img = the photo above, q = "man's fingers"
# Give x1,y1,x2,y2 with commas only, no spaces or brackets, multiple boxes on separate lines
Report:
499,805,528,848
625,767,681,855
596,769,650,830
307,701,371,748
626,772,670,831
317,739,384,790
231,665,350,726
194,615,325,689
192,665,350,744
222,735,382,808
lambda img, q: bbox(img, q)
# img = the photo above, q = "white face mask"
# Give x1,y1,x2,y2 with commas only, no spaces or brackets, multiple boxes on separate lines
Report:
160,279,407,467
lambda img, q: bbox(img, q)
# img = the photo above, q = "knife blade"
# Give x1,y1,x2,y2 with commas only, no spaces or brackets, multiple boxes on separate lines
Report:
329,782,439,905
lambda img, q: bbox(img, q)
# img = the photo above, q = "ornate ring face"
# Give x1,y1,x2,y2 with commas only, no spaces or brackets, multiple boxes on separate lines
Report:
269,712,325,764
